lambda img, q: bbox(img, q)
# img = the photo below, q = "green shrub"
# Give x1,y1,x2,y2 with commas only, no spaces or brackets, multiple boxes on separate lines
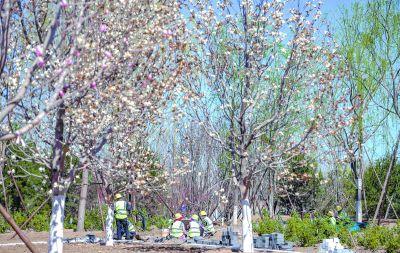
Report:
12,211,27,226
253,210,284,235
284,213,318,246
336,225,357,248
284,213,336,247
29,212,50,231
149,215,171,229
358,225,391,251
84,208,107,231
0,216,10,233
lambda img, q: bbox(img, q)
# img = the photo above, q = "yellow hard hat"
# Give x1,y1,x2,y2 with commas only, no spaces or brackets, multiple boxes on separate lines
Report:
191,214,199,221
328,211,334,217
115,193,122,199
200,210,207,216
174,213,183,220
336,205,342,212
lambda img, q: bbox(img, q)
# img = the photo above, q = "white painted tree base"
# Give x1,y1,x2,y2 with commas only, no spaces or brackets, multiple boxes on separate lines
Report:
242,199,254,253
233,205,238,226
48,195,66,253
105,206,114,246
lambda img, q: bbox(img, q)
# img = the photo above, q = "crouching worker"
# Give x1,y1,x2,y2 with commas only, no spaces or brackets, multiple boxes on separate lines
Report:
170,213,186,239
199,210,215,236
114,193,132,240
188,214,201,239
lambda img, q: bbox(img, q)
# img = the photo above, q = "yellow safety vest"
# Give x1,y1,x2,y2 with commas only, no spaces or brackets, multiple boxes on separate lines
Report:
188,221,200,238
203,217,215,233
115,200,128,220
170,220,184,238
128,222,135,232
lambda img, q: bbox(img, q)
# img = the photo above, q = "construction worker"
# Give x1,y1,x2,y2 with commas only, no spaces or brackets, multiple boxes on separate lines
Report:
127,220,136,238
328,211,337,226
114,193,132,240
188,214,201,238
170,213,186,239
199,210,215,236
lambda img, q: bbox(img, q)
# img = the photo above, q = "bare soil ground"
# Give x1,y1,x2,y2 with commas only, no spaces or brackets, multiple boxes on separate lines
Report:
0,230,232,253
0,229,377,253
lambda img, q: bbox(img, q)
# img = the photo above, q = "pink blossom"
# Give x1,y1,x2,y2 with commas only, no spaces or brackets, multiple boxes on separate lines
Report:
65,57,73,66
90,81,97,89
37,57,45,68
73,50,81,57
35,46,43,57
147,74,153,81
99,24,108,33
60,0,68,8
104,51,112,59
59,90,65,98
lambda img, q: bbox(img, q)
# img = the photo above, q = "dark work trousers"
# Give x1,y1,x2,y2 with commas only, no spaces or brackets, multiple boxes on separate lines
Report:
116,218,130,240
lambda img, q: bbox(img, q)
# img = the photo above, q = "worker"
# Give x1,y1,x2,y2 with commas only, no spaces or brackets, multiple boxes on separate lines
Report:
170,213,186,239
127,220,136,238
199,210,215,236
188,214,201,238
114,193,132,240
328,211,337,226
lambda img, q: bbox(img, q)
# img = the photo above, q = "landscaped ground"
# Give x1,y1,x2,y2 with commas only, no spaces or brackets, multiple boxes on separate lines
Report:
0,230,380,253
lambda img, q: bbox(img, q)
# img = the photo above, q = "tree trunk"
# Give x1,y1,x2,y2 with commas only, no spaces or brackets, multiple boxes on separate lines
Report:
77,167,89,231
384,195,393,219
241,198,253,253
0,142,8,211
351,160,363,223
268,170,275,218
48,105,66,253
355,177,362,222
232,189,238,226
48,195,65,253
105,205,114,246
373,132,400,222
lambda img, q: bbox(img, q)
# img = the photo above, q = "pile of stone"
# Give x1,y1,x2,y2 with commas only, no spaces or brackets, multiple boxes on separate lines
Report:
318,238,353,253
253,233,293,250
63,234,102,244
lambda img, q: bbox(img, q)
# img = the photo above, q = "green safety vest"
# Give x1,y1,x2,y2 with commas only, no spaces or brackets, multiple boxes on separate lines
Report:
188,221,200,238
115,200,128,220
128,222,135,232
203,217,215,233
170,220,184,238
330,216,337,226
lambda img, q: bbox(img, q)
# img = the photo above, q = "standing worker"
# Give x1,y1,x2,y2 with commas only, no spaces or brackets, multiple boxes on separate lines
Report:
114,193,132,240
199,210,215,236
188,214,201,239
170,213,186,239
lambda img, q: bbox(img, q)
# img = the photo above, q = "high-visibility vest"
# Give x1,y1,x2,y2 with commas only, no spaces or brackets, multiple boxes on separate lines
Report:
188,221,200,238
203,217,215,233
115,200,128,220
330,216,337,226
128,222,135,232
170,220,184,238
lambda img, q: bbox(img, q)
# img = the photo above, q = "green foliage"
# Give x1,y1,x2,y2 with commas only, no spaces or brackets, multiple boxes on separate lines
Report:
357,225,391,251
253,209,284,235
0,216,9,233
149,215,171,229
83,207,107,231
356,224,400,252
364,157,400,218
29,212,50,231
283,213,337,247
0,210,50,232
